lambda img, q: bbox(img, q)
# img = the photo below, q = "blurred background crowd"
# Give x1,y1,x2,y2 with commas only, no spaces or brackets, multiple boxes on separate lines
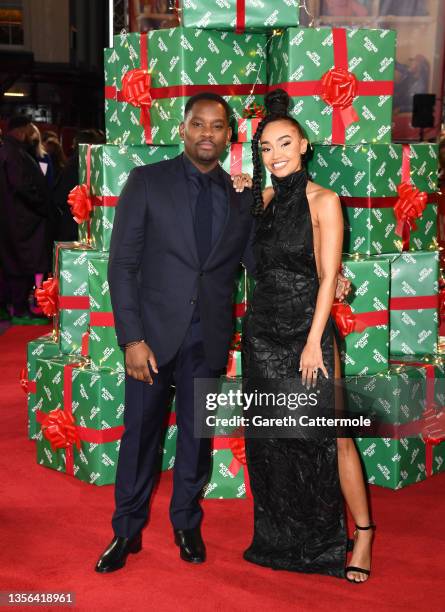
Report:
0,118,105,324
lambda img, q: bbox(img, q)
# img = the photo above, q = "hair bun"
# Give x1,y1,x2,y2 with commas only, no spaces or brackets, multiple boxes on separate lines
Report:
264,89,290,116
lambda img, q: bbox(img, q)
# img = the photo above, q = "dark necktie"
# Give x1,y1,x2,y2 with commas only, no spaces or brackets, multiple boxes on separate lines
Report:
194,174,213,265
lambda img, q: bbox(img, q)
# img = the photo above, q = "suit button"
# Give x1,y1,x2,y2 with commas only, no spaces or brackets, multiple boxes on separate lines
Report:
190,299,196,305
199,272,204,277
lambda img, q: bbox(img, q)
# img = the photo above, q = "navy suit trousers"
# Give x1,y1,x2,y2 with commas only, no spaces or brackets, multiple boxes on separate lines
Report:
112,320,221,538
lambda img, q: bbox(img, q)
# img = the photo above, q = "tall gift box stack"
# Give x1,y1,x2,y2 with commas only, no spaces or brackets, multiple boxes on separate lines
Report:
308,112,444,487
26,3,444,493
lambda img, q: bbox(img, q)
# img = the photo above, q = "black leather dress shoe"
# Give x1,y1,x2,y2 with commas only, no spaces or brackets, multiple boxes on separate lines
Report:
174,528,206,563
95,533,142,573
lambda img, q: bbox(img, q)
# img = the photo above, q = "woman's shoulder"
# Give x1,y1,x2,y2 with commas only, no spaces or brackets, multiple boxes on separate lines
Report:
306,180,340,207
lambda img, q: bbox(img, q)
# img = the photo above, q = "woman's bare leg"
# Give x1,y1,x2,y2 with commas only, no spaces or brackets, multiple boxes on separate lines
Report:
334,339,374,582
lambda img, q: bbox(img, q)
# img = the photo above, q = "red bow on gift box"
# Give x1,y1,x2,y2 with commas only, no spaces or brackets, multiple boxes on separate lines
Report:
331,300,389,338
41,408,81,451
35,277,59,318
229,436,246,465
320,66,359,134
393,181,428,239
122,68,152,110
20,367,30,394
68,184,93,224
331,301,366,337
242,103,266,119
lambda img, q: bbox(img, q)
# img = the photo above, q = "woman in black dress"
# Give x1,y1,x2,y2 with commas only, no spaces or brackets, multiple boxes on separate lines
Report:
234,90,375,582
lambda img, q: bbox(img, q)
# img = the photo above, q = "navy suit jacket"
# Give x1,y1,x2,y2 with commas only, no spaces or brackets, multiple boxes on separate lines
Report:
108,154,256,370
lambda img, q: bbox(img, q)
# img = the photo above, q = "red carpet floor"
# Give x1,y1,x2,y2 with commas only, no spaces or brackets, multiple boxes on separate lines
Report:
1,325,444,612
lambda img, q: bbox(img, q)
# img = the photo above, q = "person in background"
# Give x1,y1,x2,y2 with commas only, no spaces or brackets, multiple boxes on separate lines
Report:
0,116,49,324
42,130,58,144
51,128,105,242
45,137,67,184
28,123,54,186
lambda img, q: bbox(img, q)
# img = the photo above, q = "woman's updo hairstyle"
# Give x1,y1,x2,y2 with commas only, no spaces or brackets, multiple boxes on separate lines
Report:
251,89,307,216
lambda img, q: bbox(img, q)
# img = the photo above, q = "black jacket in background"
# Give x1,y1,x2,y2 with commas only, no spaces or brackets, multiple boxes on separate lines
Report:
0,135,50,275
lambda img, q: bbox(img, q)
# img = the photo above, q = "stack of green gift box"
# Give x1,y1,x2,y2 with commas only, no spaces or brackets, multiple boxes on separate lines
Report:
308,138,444,488
28,3,444,493
26,143,181,484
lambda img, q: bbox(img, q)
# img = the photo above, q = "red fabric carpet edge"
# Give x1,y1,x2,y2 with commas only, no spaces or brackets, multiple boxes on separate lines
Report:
0,325,444,612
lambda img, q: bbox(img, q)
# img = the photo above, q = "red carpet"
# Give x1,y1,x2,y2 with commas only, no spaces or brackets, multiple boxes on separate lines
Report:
1,325,444,611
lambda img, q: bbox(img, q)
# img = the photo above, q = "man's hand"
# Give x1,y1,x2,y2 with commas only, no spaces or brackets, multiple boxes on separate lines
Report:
335,272,351,302
125,341,158,384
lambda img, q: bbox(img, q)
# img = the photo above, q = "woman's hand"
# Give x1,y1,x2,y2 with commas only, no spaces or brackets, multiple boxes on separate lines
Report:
299,340,329,389
231,173,252,192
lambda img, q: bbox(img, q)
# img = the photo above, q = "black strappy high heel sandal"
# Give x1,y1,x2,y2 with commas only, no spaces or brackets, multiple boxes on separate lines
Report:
345,523,376,583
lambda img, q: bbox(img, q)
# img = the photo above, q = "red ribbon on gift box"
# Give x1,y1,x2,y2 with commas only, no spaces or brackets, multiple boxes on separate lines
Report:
36,362,124,477
227,332,242,378
119,32,153,144
389,295,439,311
212,436,251,497
331,301,388,338
269,28,394,144
388,358,445,475
19,367,36,394
81,312,115,357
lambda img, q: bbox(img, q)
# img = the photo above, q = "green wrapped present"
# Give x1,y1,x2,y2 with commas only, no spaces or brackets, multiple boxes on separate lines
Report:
178,0,299,32
25,333,60,439
160,400,177,472
87,252,124,372
35,355,125,486
429,441,445,476
345,364,427,427
389,251,439,356
104,48,117,142
203,436,250,499
308,143,438,255
237,116,263,142
231,265,255,335
333,255,390,376
268,27,396,144
104,28,267,145
389,354,445,477
54,242,94,355
220,143,271,190
76,143,180,251
355,436,426,490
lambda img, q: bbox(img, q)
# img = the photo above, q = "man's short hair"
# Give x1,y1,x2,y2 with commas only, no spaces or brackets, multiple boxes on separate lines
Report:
184,93,232,124
7,115,32,132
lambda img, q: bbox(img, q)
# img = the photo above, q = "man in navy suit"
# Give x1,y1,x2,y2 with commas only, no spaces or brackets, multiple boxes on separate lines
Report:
96,93,256,572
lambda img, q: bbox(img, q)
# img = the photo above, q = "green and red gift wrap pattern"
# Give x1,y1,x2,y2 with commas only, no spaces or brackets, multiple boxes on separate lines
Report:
77,143,180,251
160,400,177,472
355,436,427,490
26,333,60,439
308,143,438,255
177,0,299,32
268,27,396,145
87,252,124,372
345,364,427,427
35,356,125,486
389,251,439,356
104,28,267,145
203,437,249,499
54,242,95,355
334,255,390,376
